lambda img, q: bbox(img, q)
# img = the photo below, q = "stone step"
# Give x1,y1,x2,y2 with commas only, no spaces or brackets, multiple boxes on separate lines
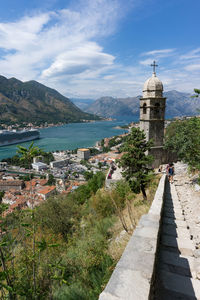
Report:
157,270,200,300
163,210,185,221
159,250,195,277
164,206,184,215
161,234,195,256
165,198,181,204
162,217,188,228
164,203,182,210
162,224,191,239
170,184,180,198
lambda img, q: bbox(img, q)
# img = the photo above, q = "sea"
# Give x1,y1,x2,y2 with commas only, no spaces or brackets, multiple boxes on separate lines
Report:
0,116,138,161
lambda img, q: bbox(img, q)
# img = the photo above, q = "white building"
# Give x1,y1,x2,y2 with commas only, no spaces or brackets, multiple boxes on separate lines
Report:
50,159,69,169
32,162,48,172
77,148,90,160
0,162,7,169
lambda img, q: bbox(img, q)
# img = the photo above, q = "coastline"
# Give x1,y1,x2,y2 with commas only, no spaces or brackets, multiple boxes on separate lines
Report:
0,119,132,161
0,117,114,131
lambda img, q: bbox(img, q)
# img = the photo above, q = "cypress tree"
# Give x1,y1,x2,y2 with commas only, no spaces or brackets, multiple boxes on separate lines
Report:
119,127,154,200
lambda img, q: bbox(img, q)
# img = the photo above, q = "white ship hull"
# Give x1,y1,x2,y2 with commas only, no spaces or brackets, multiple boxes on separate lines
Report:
0,130,40,147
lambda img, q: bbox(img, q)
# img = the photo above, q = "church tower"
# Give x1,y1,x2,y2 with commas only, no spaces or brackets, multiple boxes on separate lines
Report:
140,61,166,167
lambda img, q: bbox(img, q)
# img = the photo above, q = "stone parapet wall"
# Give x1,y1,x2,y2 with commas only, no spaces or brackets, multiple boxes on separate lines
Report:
99,174,167,300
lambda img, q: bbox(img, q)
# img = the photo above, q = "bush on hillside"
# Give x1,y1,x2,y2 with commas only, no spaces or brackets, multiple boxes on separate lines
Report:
164,117,200,171
36,195,80,239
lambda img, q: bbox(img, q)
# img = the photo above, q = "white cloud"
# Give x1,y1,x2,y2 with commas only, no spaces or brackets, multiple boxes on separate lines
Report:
180,48,200,60
41,43,115,78
0,13,51,50
0,1,199,99
184,63,200,71
141,49,175,57
139,58,154,65
0,0,124,83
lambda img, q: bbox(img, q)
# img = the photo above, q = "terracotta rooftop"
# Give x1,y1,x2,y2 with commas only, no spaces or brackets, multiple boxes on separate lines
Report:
25,179,48,190
78,148,90,151
0,180,24,186
37,186,56,195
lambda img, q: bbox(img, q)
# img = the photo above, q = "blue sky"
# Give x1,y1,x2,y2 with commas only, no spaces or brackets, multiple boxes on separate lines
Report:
0,0,200,98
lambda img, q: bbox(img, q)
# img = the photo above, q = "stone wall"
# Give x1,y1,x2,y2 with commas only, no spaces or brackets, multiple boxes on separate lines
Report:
99,174,167,300
150,148,178,168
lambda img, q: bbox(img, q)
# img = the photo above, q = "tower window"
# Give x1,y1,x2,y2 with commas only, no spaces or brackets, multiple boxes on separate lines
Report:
143,103,147,114
154,103,160,114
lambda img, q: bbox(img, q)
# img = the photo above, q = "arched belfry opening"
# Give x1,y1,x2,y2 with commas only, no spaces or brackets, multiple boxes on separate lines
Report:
143,103,147,114
139,61,166,167
154,102,160,116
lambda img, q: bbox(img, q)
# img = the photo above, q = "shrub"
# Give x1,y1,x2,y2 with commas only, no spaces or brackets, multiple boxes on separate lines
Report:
90,190,114,218
36,195,80,239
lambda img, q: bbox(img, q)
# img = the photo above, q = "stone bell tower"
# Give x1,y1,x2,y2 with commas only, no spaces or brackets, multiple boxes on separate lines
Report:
140,61,166,167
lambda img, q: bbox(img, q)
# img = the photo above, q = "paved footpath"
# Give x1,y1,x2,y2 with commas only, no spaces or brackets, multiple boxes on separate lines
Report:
153,163,200,299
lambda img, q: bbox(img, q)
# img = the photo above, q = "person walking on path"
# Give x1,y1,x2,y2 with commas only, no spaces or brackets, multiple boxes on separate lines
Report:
168,163,175,183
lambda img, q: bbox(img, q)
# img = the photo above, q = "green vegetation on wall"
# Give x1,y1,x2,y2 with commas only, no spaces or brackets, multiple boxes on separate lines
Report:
164,117,200,182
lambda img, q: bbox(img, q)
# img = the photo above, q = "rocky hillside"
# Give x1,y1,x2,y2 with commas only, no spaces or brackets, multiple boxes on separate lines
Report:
0,76,99,125
85,91,200,119
84,96,136,117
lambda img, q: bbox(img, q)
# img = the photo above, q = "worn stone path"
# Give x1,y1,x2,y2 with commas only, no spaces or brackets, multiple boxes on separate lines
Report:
153,163,200,299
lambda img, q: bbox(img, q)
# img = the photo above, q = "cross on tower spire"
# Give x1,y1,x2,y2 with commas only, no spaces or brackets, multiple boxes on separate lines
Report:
151,60,158,75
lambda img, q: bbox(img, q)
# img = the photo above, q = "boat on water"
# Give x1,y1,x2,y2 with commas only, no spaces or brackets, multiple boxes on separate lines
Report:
0,129,40,147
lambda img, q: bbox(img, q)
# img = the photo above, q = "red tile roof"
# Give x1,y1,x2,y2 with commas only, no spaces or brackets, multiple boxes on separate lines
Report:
37,186,56,195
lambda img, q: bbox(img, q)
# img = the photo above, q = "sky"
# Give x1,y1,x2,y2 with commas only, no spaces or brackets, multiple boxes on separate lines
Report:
0,0,200,99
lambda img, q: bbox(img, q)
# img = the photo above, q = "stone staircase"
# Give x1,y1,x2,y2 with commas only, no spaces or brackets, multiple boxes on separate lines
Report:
99,175,200,300
152,181,200,299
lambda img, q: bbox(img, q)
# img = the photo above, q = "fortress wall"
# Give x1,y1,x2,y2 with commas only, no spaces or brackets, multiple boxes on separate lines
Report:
99,174,167,300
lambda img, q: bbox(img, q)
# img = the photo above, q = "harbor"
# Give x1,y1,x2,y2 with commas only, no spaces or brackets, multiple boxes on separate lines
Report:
0,119,134,161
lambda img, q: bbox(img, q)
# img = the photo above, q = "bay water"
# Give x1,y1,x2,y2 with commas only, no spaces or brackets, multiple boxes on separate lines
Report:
0,118,137,161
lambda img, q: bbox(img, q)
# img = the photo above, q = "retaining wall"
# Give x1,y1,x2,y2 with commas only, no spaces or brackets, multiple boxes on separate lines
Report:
99,174,167,300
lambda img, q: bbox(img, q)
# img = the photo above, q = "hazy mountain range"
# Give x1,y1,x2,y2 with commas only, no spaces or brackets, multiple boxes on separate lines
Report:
0,76,99,125
72,91,200,119
0,74,199,126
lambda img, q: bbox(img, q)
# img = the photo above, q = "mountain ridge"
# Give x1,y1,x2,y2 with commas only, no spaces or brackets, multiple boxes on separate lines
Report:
82,91,200,119
0,75,99,125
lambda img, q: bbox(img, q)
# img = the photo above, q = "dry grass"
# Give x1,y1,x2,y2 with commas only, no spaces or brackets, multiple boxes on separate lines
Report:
108,174,161,261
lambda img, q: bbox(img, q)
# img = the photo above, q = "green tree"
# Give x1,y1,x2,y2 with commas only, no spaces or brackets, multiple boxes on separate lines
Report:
87,172,105,194
191,88,200,98
98,162,102,169
36,195,80,240
17,142,42,168
43,152,54,164
46,174,56,185
90,189,114,218
83,171,94,181
164,117,200,171
0,204,17,299
191,88,200,113
119,128,154,200
0,191,5,203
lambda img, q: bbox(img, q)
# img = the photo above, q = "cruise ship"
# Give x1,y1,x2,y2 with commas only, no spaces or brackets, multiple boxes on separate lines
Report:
0,129,40,146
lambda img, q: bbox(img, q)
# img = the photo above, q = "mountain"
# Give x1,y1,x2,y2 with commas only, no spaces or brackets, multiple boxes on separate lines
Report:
71,98,95,111
84,96,136,117
0,76,99,125
164,90,199,118
85,91,200,119
85,96,139,118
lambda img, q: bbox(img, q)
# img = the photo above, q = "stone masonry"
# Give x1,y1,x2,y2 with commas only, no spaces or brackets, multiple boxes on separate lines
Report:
140,63,167,168
152,164,200,299
99,175,166,299
99,162,200,299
